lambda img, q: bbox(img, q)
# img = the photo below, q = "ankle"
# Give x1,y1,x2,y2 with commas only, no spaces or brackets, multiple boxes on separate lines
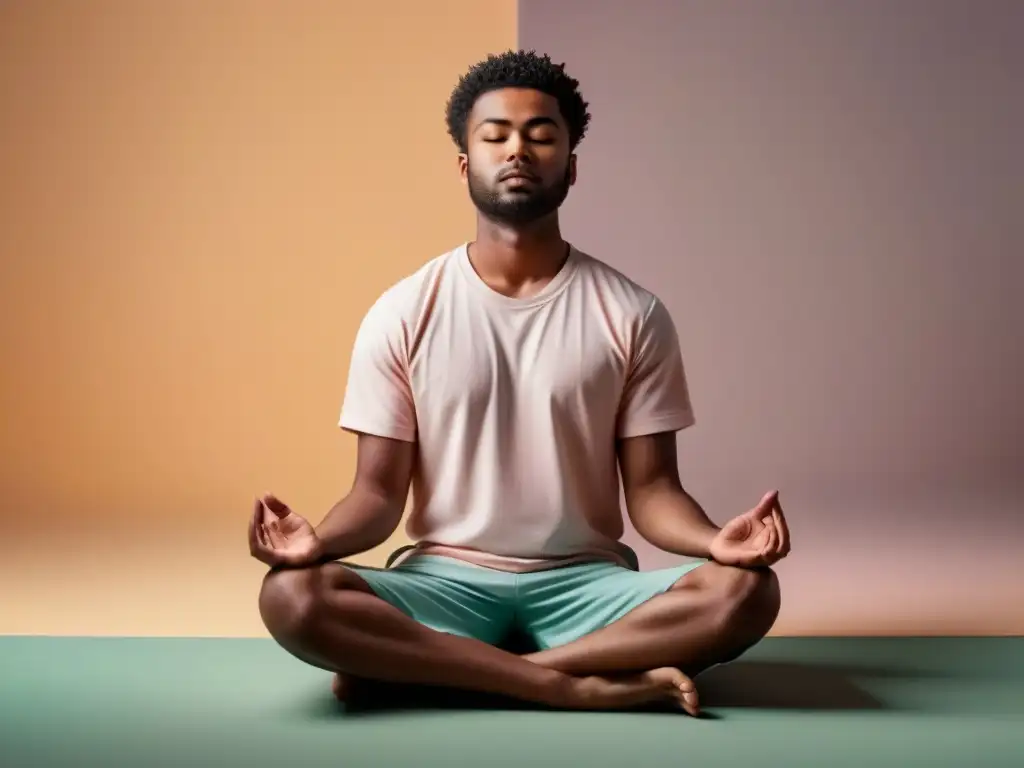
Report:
543,669,580,709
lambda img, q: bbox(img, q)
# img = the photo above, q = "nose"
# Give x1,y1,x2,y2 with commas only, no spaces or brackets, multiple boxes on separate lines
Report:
504,132,531,163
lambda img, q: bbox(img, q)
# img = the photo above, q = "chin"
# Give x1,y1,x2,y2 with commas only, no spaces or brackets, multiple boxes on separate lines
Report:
499,193,538,205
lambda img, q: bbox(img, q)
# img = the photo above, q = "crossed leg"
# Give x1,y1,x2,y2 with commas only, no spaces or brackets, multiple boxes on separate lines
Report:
259,563,702,712
525,562,781,679
259,559,779,715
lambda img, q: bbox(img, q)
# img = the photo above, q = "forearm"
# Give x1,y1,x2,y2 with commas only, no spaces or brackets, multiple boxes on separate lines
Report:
627,485,720,559
314,487,404,561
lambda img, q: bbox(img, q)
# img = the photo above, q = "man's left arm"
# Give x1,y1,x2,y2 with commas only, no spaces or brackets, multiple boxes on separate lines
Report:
615,297,791,567
615,296,718,559
617,431,720,559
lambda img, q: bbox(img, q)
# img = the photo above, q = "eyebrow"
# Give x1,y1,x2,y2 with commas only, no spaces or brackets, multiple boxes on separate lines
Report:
473,116,560,133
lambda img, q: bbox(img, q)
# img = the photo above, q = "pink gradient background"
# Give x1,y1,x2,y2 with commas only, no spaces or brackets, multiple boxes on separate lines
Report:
520,0,1024,634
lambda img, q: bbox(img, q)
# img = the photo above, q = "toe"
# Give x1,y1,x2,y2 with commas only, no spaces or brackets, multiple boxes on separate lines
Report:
675,674,699,716
682,690,700,716
331,673,351,701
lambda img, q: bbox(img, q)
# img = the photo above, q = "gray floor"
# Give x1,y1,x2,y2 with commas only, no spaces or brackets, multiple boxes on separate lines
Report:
1,636,1022,767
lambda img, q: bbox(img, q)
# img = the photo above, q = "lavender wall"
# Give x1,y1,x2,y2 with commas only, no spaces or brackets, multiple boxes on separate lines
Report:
520,0,1023,634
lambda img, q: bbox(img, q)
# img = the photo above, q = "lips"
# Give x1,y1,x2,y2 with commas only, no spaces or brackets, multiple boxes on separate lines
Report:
500,169,537,182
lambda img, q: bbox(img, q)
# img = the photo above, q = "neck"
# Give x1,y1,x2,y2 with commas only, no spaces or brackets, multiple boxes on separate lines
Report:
468,213,568,292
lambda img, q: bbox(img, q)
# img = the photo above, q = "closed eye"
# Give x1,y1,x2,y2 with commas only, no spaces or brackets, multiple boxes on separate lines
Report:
481,136,556,145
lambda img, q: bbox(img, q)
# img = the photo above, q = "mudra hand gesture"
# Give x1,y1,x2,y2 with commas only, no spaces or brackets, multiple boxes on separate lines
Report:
248,495,323,568
709,490,791,568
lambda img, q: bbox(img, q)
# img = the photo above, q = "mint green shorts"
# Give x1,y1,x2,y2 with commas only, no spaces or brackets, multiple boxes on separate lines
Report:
345,554,708,651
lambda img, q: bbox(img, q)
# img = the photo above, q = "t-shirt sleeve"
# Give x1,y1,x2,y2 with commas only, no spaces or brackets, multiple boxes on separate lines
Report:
338,296,417,442
616,297,696,438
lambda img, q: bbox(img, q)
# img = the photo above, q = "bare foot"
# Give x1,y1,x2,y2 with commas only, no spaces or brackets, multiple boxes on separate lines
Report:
572,667,700,716
331,672,352,702
330,668,697,714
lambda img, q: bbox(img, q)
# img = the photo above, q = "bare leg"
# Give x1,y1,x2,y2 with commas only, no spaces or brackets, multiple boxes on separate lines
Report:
524,563,781,679
259,563,697,712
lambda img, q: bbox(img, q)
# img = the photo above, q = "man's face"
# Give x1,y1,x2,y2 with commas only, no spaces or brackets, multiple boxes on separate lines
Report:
459,88,577,226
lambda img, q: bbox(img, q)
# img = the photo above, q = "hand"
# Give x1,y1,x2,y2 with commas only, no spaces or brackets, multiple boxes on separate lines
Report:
248,494,324,568
709,490,791,568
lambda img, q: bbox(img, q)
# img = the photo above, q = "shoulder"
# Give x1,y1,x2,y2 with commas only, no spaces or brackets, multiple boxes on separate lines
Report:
360,245,461,330
571,248,669,326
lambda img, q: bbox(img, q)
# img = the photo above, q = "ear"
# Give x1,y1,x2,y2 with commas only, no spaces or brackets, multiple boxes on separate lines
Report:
457,153,469,184
568,153,578,186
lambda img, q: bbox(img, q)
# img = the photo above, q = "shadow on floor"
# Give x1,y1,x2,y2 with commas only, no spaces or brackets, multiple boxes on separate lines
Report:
299,659,919,718
697,660,887,710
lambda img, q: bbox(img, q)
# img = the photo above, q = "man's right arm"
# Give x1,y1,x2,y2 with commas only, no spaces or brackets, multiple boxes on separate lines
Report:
313,432,415,562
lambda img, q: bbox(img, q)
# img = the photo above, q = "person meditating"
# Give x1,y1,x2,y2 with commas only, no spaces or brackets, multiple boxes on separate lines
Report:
249,49,791,716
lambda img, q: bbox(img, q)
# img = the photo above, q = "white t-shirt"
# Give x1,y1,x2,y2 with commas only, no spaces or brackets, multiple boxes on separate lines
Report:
339,242,695,572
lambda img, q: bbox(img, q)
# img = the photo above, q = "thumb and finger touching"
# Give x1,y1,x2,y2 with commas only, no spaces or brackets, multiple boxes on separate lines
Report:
262,494,293,519
750,490,778,517
772,508,789,556
760,518,778,560
252,496,319,566
250,497,290,561
248,499,265,553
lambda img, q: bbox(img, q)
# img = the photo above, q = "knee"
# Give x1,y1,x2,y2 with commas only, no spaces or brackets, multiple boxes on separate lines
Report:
709,564,781,639
258,566,325,642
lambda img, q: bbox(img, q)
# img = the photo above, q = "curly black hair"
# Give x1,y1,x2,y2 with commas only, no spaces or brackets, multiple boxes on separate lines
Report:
445,49,591,153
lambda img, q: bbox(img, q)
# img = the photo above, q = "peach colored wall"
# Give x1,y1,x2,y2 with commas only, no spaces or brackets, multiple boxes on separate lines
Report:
0,0,516,636
520,0,1024,635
